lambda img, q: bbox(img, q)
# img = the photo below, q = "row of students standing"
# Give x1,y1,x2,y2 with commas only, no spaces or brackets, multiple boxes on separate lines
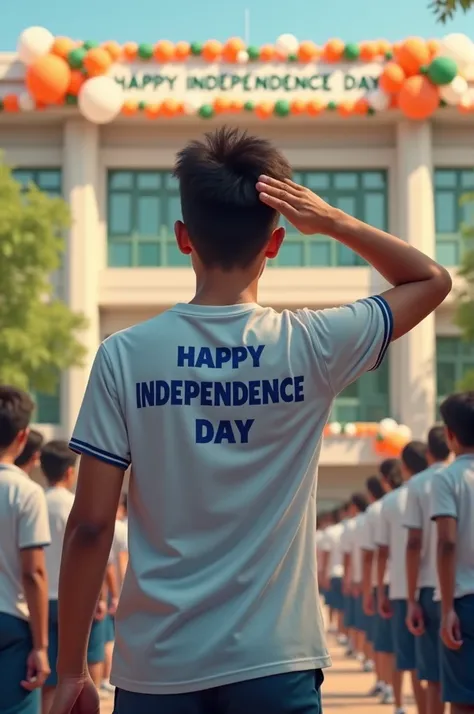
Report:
317,391,474,714
0,385,128,714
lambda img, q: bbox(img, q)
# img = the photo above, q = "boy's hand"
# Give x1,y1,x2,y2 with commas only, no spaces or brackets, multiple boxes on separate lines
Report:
363,591,375,616
256,175,337,235
94,599,107,622
406,601,425,636
441,609,463,650
21,648,50,690
378,592,393,620
50,675,99,714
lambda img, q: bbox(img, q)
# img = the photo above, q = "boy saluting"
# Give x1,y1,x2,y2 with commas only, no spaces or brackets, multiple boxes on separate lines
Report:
50,128,451,714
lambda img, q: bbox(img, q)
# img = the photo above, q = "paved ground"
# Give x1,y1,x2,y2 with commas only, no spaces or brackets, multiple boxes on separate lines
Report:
99,633,416,713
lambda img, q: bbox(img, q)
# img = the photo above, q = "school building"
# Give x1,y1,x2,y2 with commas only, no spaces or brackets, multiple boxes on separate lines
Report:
2,32,474,507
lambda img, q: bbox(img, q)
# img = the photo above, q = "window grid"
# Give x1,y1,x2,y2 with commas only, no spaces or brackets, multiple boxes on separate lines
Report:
13,168,62,424
435,168,474,266
436,336,474,405
332,354,391,423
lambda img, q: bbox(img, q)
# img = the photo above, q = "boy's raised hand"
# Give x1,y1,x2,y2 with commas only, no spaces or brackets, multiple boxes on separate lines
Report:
256,175,335,235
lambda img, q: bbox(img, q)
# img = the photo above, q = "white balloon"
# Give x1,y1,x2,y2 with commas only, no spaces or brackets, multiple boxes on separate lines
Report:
183,98,201,115
78,77,123,125
440,75,468,105
236,50,249,64
328,421,342,436
396,424,412,440
460,63,474,82
275,33,299,57
438,33,474,70
17,26,54,65
379,418,398,436
459,88,474,110
18,92,35,111
366,89,390,112
344,423,357,436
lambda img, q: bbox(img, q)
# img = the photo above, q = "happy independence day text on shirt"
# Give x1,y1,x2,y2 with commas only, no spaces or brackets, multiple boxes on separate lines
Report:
135,345,305,444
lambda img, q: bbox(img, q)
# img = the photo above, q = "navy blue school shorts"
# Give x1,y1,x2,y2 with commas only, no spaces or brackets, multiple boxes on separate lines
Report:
441,594,474,704
373,587,394,654
344,594,356,629
113,669,324,714
105,614,115,644
391,599,416,672
330,577,344,612
0,611,40,714
416,587,441,682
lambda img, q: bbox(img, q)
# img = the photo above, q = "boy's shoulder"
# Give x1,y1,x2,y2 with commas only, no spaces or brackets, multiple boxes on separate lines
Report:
0,463,45,501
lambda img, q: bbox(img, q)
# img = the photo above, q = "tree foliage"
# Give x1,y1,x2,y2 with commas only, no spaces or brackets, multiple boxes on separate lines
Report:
0,159,87,393
455,193,474,390
430,0,474,22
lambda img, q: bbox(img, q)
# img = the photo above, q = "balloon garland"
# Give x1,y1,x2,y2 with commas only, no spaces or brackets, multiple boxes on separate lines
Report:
7,28,474,123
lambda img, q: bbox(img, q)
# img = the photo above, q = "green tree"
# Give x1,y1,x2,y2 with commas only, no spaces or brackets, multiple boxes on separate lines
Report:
0,158,86,393
455,193,474,390
430,0,474,22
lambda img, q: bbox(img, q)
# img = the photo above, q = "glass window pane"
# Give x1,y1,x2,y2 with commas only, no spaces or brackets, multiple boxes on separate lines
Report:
461,196,474,226
278,242,305,266
305,173,330,191
35,391,60,424
137,172,160,190
337,243,358,266
437,362,457,397
460,171,474,189
334,173,358,190
309,240,331,266
364,194,386,230
334,195,356,216
435,170,457,189
138,242,160,266
13,170,34,187
37,171,61,191
108,241,132,267
109,172,133,190
165,194,182,227
333,402,359,423
166,242,191,266
362,172,385,189
109,194,132,235
436,241,459,266
437,337,459,356
164,173,179,190
137,196,159,234
461,341,474,358
435,191,457,233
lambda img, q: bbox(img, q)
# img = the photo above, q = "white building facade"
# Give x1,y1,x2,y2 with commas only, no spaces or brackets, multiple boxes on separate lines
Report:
2,36,474,506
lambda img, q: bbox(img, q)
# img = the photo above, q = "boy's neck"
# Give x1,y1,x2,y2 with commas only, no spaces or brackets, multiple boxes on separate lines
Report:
190,270,259,306
455,448,474,458
48,481,69,489
0,452,19,466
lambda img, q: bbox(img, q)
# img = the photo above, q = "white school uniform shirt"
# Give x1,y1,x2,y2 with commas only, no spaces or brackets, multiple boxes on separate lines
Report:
359,500,384,587
321,523,345,578
110,519,128,589
430,455,474,601
70,296,392,695
45,487,75,600
376,486,410,599
0,463,51,619
403,463,446,590
351,513,367,584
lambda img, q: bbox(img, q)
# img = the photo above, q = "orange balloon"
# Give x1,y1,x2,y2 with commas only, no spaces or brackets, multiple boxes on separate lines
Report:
145,104,161,119
213,97,231,113
67,70,85,95
3,94,19,112
379,62,406,94
222,37,245,62
259,44,275,62
51,37,76,59
377,39,392,56
123,42,138,60
298,41,318,63
396,37,430,77
353,97,369,115
154,40,175,63
174,41,190,61
255,101,274,119
323,38,344,62
337,101,354,117
202,40,222,62
398,75,439,120
307,98,325,116
121,100,138,115
427,39,440,58
291,99,307,114
102,41,122,62
229,99,243,113
160,98,181,117
83,47,112,77
389,93,399,109
359,42,378,61
26,54,71,104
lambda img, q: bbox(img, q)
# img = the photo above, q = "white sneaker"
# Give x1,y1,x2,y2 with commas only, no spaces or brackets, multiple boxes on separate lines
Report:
368,681,385,697
100,680,115,694
363,658,375,672
337,634,348,645
394,709,406,714
380,685,395,705
356,652,365,663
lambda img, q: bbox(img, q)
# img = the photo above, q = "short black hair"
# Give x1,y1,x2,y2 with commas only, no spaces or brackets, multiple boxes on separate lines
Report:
379,458,402,488
0,386,35,450
15,429,44,467
366,475,385,501
40,440,77,485
427,425,450,461
174,127,292,270
401,441,429,475
440,392,474,447
351,492,368,513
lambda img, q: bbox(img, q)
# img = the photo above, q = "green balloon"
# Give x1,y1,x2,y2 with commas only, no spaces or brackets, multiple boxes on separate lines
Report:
384,51,393,60
288,53,298,62
344,43,360,61
65,94,78,106
83,40,99,50
138,43,154,60
244,100,255,111
427,56,458,86
138,101,147,111
247,45,260,61
68,47,87,69
368,107,376,116
190,42,203,56
199,104,214,119
327,101,337,111
274,99,290,117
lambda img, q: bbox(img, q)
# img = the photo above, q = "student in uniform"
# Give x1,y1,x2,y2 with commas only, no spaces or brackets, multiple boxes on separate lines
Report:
320,507,346,639
0,386,51,714
341,502,358,656
14,428,44,476
346,493,370,668
431,392,474,714
377,441,429,714
404,426,451,714
49,127,451,714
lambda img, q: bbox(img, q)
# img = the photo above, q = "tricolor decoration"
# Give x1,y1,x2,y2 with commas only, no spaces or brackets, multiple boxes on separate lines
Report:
4,28,474,123
323,417,412,457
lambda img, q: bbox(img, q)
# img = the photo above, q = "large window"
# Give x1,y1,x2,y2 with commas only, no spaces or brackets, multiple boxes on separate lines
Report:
435,169,474,266
13,168,62,424
436,336,474,402
332,353,390,423
107,169,387,268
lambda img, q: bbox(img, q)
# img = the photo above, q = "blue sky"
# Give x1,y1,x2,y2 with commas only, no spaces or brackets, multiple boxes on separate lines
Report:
1,0,474,50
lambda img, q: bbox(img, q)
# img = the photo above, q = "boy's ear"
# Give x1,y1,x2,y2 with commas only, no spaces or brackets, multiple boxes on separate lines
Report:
265,226,285,260
175,220,192,255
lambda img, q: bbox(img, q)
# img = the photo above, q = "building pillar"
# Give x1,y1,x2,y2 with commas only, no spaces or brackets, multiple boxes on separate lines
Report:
392,120,436,438
61,120,101,436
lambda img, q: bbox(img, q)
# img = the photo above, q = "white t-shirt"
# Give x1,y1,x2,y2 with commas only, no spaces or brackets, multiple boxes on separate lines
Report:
321,523,344,578
376,486,409,600
403,464,446,590
45,487,75,600
431,455,474,600
351,513,367,584
0,463,51,619
359,500,385,587
70,296,392,694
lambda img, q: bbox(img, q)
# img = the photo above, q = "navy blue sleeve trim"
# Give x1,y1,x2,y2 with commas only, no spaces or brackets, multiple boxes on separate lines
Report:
69,438,130,469
367,295,394,371
431,513,457,521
